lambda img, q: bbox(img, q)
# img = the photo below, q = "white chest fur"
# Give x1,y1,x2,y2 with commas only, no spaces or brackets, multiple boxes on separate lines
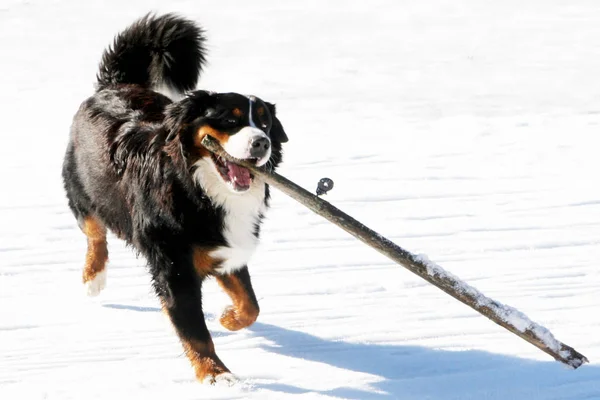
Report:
193,159,267,274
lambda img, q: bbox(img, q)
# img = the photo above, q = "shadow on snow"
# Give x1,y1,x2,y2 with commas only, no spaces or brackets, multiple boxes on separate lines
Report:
102,304,600,399
247,322,600,400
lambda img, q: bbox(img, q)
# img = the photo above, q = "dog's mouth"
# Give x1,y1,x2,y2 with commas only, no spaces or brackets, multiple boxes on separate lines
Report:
211,154,256,192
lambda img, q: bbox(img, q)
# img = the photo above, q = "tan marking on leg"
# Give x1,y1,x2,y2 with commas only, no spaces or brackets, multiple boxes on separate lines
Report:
160,299,230,383
181,338,230,383
81,216,108,284
192,247,218,277
216,274,259,331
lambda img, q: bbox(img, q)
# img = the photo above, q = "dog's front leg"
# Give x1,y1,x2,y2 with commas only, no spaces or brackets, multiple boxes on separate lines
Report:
215,266,260,331
151,250,232,384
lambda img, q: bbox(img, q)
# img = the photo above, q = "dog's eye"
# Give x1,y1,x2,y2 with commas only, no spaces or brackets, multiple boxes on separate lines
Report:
225,118,237,126
259,116,269,129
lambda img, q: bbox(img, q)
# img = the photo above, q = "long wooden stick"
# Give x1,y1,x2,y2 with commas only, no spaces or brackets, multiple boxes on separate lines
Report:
202,136,588,369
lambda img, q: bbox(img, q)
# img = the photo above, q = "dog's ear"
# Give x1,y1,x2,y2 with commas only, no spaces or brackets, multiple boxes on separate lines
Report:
165,90,216,142
265,102,289,143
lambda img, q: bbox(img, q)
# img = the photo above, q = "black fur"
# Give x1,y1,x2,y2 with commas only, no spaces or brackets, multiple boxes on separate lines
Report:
96,13,207,93
62,13,287,382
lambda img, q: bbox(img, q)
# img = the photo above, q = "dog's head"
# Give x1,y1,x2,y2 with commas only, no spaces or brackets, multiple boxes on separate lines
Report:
165,90,288,193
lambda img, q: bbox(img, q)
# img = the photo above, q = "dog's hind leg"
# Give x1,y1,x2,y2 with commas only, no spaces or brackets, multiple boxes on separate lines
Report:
80,215,108,296
63,143,108,296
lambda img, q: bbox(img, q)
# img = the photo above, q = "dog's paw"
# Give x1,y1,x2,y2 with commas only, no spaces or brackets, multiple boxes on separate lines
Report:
220,305,258,331
201,371,239,386
211,372,239,387
194,356,234,386
84,269,107,297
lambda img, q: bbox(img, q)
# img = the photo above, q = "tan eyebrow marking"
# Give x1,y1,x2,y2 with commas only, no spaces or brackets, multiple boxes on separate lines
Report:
257,107,265,117
232,108,243,117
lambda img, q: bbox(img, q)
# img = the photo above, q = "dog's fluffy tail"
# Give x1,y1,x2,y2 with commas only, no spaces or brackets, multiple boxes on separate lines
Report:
96,13,207,99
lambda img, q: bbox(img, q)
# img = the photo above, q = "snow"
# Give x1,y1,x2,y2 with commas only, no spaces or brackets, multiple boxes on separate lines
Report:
1,0,600,399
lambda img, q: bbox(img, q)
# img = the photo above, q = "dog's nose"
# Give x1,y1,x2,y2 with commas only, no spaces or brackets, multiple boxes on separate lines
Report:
250,137,270,158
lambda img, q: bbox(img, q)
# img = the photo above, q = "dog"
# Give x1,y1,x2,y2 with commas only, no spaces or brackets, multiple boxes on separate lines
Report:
61,13,288,384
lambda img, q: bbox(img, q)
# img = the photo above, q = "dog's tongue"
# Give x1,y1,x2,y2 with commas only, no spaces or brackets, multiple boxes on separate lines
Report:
227,162,251,189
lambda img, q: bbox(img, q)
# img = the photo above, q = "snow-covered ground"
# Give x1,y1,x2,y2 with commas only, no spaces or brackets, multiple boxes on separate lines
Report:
1,1,600,399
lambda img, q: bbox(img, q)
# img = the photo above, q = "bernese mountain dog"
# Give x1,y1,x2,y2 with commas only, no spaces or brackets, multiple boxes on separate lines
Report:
61,13,288,384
